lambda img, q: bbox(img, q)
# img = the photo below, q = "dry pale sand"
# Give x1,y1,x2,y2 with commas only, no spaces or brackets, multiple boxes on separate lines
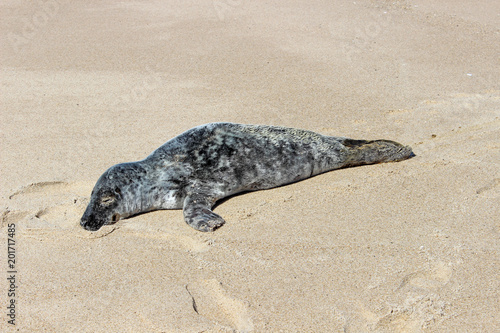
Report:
1,1,499,332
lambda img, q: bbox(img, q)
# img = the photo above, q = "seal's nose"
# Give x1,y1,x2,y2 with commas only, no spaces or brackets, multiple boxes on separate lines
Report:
80,218,92,231
81,203,99,231
80,214,101,231
80,220,100,231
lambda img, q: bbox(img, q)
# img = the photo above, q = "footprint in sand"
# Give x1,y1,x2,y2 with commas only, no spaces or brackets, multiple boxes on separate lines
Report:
397,261,452,292
186,279,254,332
8,181,75,200
373,262,451,332
476,178,500,195
375,293,448,333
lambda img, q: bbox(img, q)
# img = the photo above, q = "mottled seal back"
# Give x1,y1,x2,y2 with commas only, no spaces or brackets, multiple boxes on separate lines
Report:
81,123,414,232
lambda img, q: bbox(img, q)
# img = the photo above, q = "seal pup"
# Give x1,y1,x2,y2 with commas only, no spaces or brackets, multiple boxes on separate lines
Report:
81,122,414,232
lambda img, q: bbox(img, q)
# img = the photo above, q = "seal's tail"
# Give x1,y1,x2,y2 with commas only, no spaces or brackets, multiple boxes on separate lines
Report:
342,138,415,167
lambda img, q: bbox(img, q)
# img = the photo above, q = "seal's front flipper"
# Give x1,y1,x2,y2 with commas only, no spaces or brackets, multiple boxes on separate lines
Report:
183,194,225,232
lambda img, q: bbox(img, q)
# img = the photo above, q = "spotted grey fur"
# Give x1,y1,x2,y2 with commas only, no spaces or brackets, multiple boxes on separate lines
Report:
80,122,414,232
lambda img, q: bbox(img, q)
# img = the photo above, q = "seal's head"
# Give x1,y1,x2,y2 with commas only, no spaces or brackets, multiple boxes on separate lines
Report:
81,163,144,231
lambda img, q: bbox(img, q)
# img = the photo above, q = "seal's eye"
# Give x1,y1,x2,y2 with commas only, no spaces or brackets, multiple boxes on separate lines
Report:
101,196,115,205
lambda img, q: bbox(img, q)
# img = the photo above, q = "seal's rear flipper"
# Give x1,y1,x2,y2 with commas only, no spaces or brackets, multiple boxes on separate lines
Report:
183,194,225,232
342,139,414,167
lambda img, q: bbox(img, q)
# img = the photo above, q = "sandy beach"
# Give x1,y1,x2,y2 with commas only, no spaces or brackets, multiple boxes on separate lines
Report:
1,1,499,331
